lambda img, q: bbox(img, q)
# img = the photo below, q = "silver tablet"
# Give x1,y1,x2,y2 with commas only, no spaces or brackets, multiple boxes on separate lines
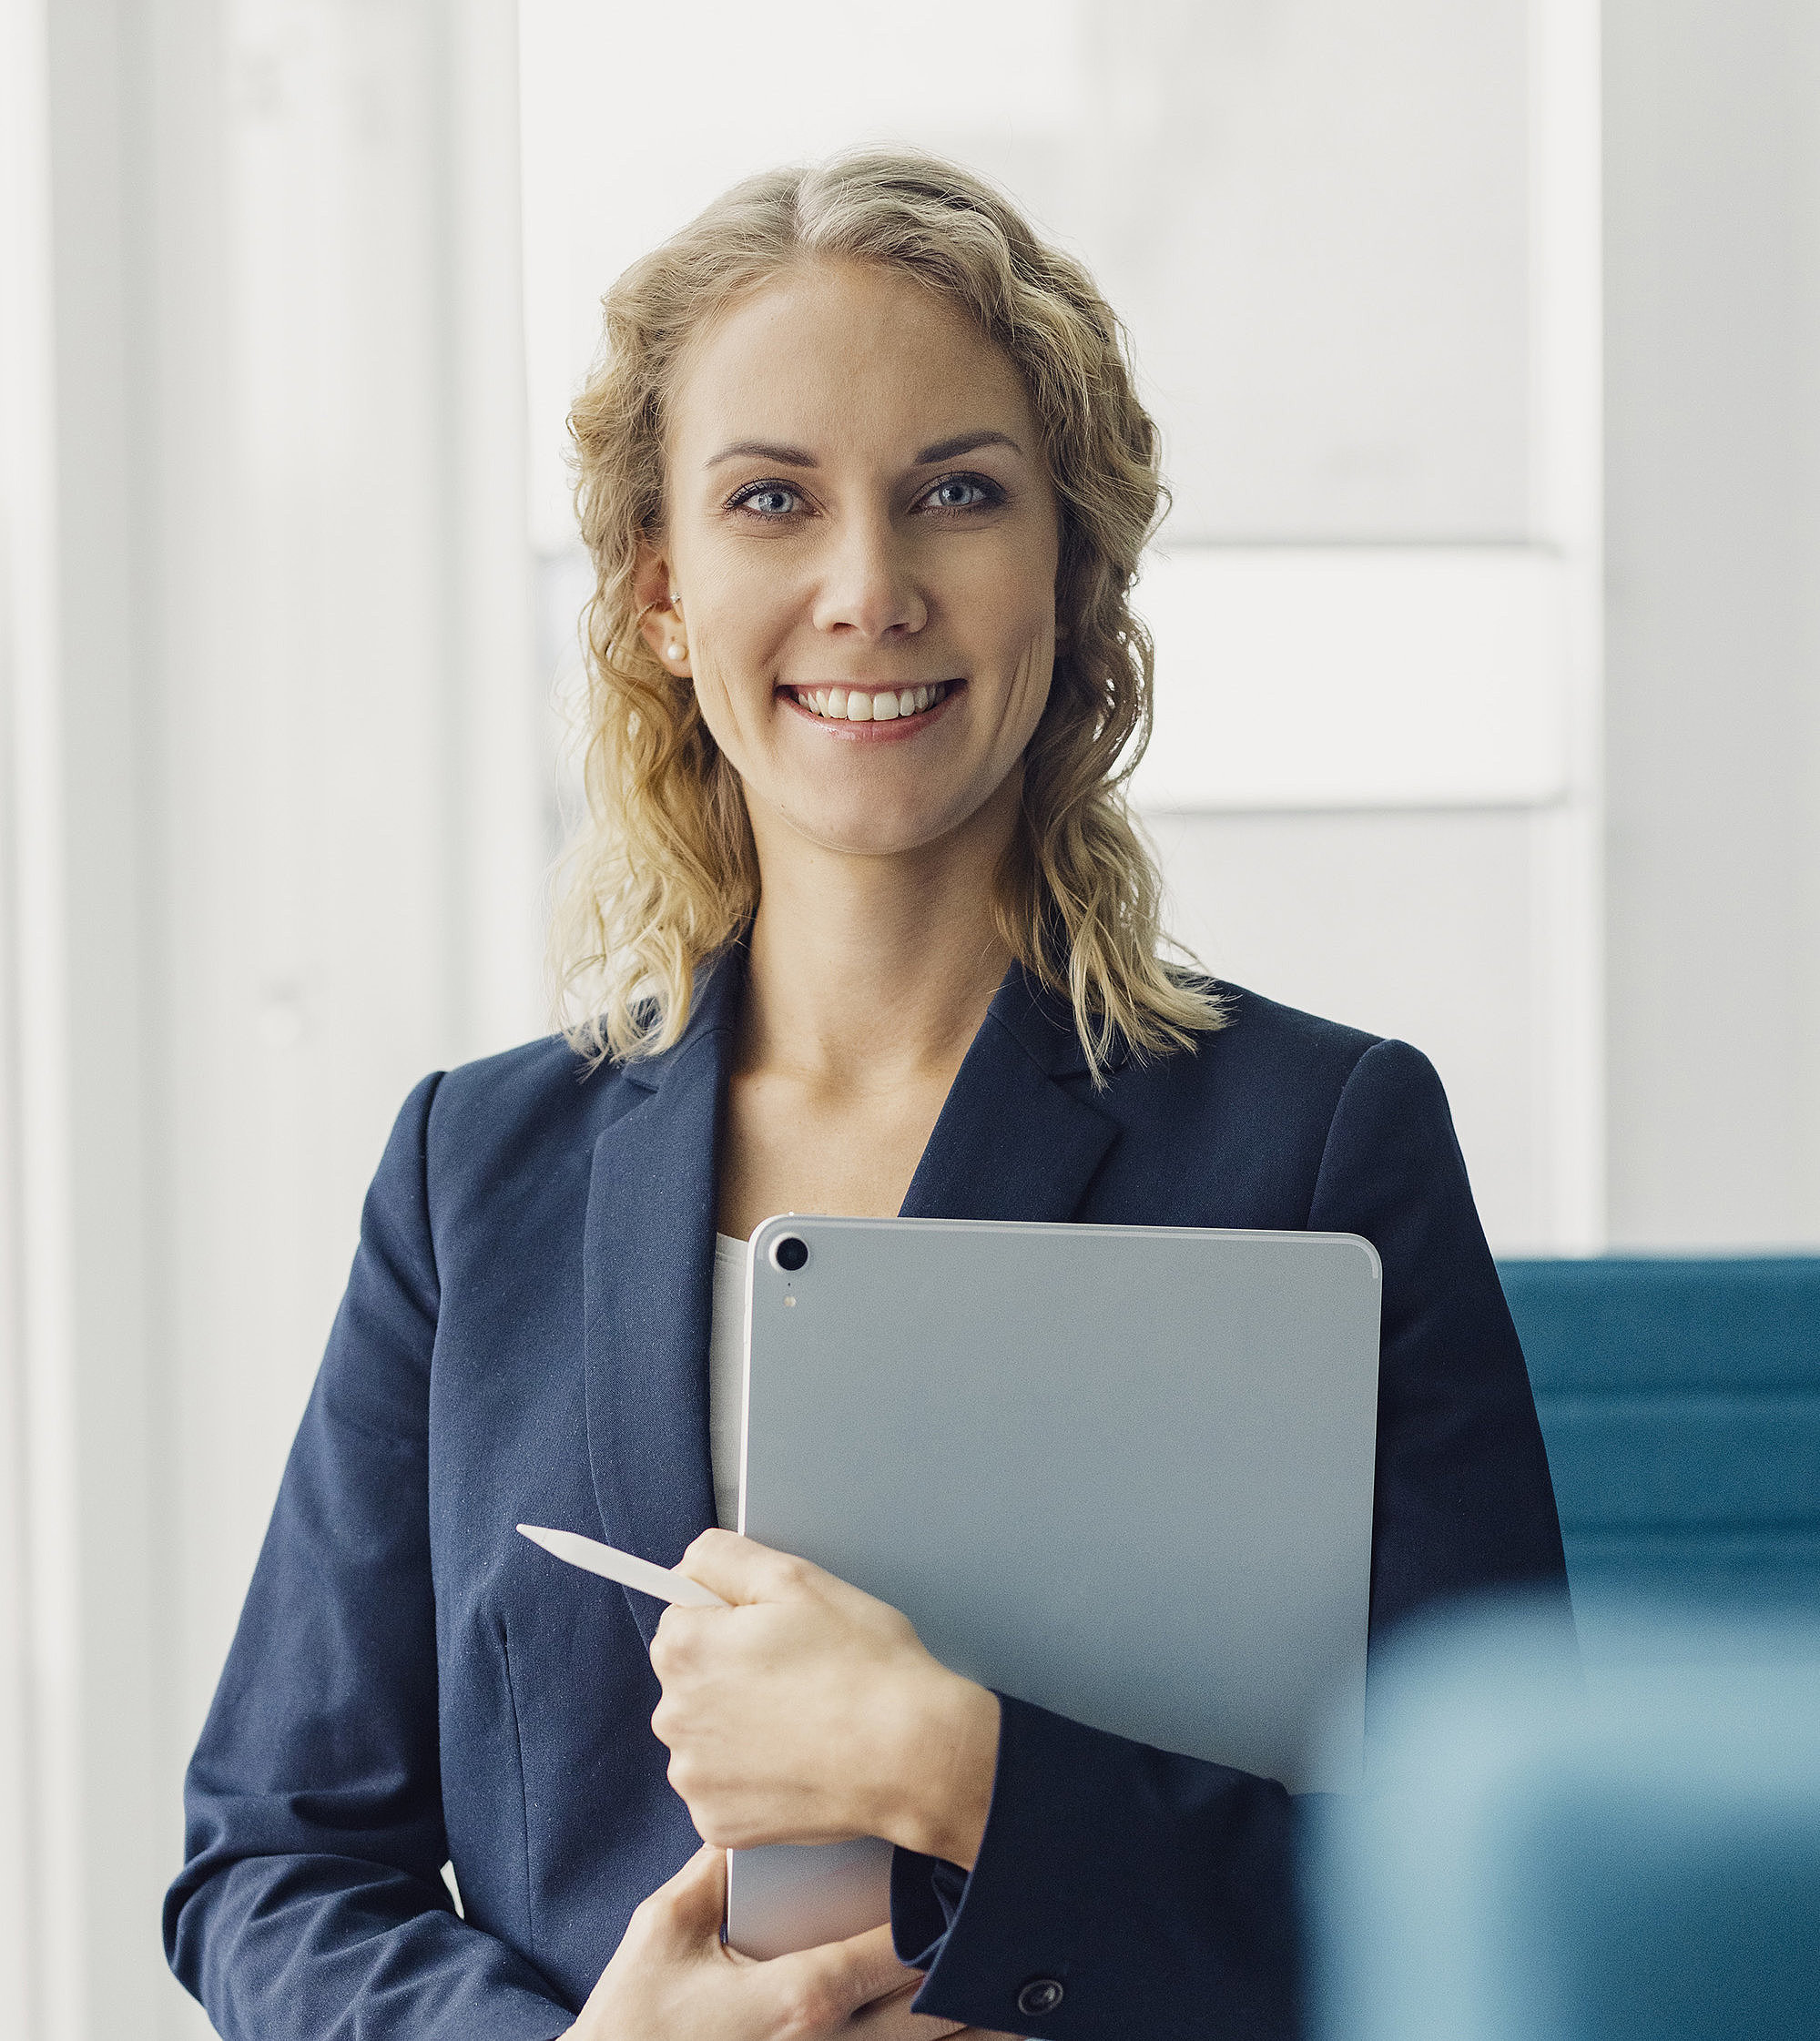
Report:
724,1214,1381,1960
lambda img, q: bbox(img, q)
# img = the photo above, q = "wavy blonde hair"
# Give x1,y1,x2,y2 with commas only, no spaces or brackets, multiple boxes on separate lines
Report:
553,147,1224,1078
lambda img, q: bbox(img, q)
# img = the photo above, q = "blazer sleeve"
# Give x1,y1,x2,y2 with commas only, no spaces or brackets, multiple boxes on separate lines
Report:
163,1075,574,2041
896,1038,1571,2041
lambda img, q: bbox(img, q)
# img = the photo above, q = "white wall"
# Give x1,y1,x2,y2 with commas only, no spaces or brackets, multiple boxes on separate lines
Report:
1,2,544,2033
1603,0,1820,1248
162,0,548,1782
4,2,167,2027
523,0,1535,543
1149,809,1551,1247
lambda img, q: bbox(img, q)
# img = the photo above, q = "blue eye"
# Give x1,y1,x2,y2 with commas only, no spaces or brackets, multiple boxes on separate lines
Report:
734,483,801,517
924,474,996,512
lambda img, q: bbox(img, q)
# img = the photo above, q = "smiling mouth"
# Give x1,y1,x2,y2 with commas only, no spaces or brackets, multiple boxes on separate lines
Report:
785,680,957,724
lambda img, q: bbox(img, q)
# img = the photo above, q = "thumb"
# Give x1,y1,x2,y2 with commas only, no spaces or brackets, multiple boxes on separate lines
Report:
677,1528,823,1608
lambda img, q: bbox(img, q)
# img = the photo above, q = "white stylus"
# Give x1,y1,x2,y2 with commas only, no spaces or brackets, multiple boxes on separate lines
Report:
516,1523,729,1608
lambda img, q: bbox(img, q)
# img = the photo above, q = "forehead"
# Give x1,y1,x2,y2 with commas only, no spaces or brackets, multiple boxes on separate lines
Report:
667,259,1035,458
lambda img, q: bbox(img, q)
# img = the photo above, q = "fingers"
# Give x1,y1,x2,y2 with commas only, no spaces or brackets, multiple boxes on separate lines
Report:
829,1923,921,2006
839,1974,1010,2039
648,1602,713,1685
769,1922,919,2026
843,1982,974,2038
676,1528,824,1606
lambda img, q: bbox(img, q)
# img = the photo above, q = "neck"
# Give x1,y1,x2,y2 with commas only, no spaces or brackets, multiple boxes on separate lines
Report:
738,778,1020,1092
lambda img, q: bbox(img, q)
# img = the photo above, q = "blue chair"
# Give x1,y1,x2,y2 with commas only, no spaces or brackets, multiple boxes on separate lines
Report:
1498,1258,1820,1622
1316,1602,1820,2041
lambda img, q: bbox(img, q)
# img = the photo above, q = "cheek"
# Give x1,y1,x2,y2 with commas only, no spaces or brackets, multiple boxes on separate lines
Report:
689,597,768,688
670,534,787,672
680,604,787,753
971,539,1058,684
1000,617,1059,740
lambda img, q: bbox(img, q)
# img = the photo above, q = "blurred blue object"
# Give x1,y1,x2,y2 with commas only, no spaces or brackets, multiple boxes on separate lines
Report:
1499,1257,1820,1620
1316,1600,1820,2041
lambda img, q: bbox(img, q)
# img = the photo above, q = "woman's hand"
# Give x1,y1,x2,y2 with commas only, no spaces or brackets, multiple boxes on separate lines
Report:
564,1843,983,2040
649,1532,1001,1868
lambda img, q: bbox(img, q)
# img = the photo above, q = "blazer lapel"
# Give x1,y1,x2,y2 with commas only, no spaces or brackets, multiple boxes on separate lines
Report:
582,957,741,1642
581,956,1120,1640
901,965,1122,1223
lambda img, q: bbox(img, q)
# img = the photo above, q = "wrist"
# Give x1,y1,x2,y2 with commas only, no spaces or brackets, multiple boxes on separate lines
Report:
882,1669,1000,1870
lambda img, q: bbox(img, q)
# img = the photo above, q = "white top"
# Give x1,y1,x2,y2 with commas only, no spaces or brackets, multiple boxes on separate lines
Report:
709,1234,749,1530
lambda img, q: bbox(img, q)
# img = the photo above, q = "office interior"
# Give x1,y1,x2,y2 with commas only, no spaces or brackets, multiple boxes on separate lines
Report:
0,1,1815,2035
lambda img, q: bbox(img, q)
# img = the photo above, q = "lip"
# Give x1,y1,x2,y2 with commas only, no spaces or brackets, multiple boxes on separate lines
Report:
778,679,963,743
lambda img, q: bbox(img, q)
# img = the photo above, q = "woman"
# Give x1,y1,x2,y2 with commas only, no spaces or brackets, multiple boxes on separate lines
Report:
166,151,1568,2041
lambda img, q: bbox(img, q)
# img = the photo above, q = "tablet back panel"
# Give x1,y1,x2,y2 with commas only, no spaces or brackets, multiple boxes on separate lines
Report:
726,1214,1380,1958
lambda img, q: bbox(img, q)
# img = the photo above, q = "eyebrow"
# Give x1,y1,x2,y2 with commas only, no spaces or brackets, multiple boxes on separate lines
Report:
706,439,818,469
703,428,1024,471
912,429,1022,464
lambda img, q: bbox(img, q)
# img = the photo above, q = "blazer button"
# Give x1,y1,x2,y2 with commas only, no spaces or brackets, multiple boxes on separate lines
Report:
1016,1977,1065,2017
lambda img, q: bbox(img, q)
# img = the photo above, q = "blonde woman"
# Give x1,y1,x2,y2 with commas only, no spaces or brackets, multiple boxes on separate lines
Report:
168,153,1568,2041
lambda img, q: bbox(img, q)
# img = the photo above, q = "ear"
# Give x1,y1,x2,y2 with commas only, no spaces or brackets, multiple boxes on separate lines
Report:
633,538,691,676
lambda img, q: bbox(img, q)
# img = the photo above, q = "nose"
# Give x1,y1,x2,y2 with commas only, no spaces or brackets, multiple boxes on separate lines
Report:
808,509,927,643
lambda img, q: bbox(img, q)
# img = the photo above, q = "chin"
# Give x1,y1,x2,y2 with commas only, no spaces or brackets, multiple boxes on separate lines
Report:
785,791,974,860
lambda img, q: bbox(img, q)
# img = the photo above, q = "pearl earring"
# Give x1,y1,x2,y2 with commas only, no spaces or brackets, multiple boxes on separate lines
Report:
667,642,685,660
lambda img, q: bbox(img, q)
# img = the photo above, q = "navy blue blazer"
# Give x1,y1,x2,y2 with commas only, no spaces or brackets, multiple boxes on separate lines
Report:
166,958,1569,2041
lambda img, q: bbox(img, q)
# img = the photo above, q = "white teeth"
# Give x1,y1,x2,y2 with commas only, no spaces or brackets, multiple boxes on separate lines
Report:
795,683,951,722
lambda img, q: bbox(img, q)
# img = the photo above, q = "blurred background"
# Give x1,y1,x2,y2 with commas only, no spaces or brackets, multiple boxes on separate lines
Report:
1,0,1816,2034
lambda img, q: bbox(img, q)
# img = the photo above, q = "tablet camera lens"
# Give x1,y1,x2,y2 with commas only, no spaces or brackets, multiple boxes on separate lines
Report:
771,1235,809,1273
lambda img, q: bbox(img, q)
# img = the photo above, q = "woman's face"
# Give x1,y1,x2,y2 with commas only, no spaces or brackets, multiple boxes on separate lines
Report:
638,259,1061,863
